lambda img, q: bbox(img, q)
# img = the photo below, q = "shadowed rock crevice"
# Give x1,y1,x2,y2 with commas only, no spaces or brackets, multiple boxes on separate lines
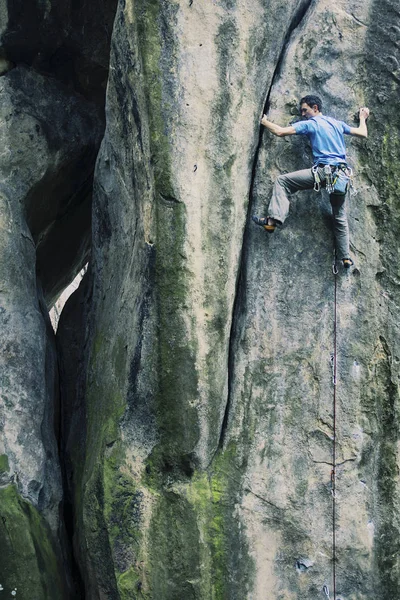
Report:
1,0,119,308
264,0,316,114
0,65,103,308
0,0,119,596
2,0,118,107
57,273,92,600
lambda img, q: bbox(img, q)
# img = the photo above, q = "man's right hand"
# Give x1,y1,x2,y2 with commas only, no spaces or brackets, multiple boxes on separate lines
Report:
260,115,296,137
359,107,370,120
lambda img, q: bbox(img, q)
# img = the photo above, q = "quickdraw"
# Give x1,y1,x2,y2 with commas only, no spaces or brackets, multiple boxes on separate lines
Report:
347,167,358,196
312,164,321,191
323,584,330,598
324,165,335,194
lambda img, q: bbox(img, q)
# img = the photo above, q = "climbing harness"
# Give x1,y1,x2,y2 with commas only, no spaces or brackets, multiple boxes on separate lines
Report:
311,163,356,196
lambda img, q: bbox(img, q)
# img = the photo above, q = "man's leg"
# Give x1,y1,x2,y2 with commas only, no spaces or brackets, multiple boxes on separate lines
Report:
267,169,315,224
330,193,350,262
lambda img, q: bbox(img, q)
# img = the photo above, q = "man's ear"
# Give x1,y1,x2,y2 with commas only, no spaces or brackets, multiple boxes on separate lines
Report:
312,104,319,112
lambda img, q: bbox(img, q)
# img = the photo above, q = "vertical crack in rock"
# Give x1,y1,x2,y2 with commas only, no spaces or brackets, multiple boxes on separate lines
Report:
263,0,316,114
217,0,316,451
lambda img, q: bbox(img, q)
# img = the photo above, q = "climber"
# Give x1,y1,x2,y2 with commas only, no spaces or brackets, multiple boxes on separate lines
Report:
252,95,369,268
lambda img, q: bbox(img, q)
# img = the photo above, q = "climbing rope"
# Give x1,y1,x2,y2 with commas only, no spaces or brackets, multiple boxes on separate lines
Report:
330,250,338,599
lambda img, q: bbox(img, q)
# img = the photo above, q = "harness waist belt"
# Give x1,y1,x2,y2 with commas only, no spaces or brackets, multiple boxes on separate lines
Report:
316,162,347,169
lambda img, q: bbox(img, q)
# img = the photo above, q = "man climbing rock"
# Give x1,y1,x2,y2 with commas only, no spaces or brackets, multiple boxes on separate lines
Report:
252,95,369,268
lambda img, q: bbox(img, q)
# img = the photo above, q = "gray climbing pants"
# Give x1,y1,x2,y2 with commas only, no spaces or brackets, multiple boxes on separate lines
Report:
268,168,350,260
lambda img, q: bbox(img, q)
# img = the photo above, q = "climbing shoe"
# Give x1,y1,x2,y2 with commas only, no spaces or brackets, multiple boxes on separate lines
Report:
342,258,354,269
252,215,277,233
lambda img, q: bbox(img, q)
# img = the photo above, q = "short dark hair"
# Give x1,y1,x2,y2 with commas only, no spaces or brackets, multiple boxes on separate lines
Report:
300,95,322,112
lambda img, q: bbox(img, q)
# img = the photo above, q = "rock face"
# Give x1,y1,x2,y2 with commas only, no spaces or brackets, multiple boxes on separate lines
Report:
0,0,117,307
232,3,400,598
57,0,400,598
2,0,400,598
0,65,102,597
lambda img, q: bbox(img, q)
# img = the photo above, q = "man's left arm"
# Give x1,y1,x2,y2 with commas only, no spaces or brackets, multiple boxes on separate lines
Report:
349,107,369,138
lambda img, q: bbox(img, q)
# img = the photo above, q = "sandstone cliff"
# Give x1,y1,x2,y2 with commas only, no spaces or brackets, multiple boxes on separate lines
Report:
1,0,399,599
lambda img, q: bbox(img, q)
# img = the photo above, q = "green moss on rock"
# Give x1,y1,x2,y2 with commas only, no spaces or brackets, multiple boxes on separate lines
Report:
187,444,255,599
77,331,132,598
370,343,400,597
153,200,200,464
103,445,149,599
136,0,200,465
362,17,400,584
149,490,202,599
136,0,176,196
0,485,67,598
0,454,9,475
84,331,127,475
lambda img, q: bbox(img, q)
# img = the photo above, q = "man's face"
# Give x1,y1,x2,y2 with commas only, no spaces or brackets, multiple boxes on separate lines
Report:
300,103,319,119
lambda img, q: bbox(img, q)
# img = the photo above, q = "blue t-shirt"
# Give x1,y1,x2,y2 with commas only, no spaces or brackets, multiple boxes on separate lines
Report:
292,115,351,165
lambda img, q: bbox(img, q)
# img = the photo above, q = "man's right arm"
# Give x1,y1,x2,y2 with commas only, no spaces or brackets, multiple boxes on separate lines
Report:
261,115,297,137
349,107,369,138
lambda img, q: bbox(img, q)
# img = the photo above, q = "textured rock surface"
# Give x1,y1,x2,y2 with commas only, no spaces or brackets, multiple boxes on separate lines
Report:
56,0,400,599
0,66,102,305
2,0,400,598
0,187,67,594
238,2,400,597
57,0,321,597
0,1,115,597
0,67,101,600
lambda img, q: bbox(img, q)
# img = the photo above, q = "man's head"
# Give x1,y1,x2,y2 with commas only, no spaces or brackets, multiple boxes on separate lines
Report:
300,95,322,118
